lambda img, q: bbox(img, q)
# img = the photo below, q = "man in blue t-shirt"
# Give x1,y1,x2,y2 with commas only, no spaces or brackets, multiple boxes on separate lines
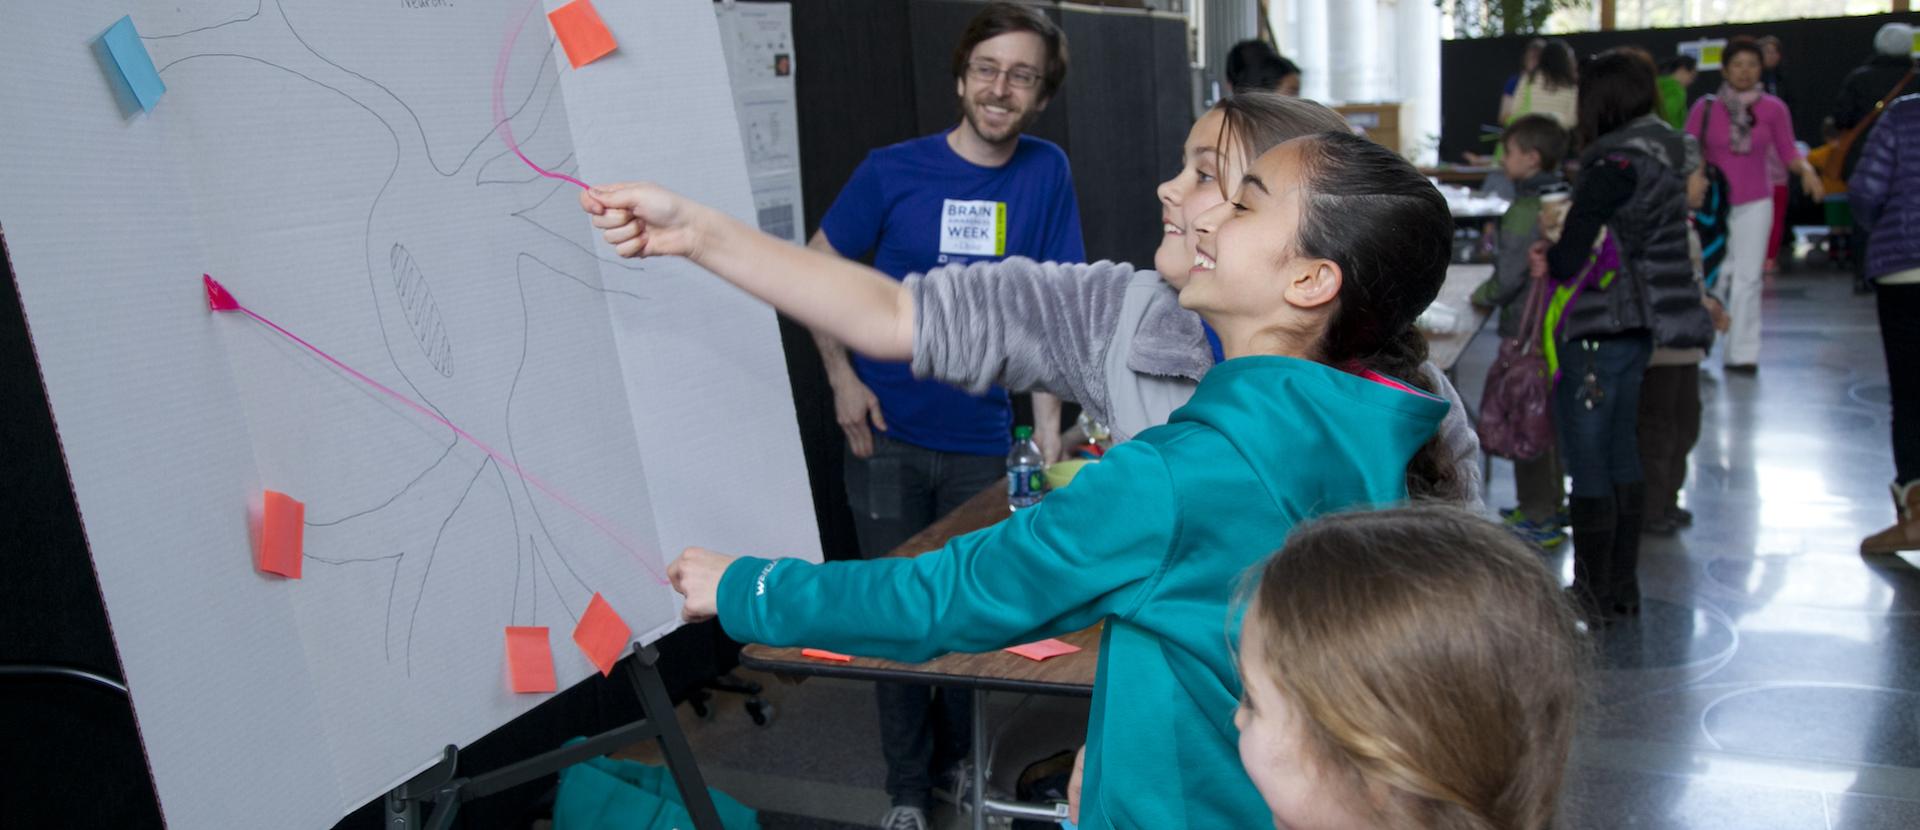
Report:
805,4,1083,828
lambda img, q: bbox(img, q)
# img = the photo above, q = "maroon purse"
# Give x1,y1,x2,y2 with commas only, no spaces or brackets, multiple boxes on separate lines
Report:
1477,276,1555,460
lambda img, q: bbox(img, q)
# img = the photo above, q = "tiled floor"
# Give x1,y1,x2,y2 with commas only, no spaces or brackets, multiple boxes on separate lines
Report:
671,268,1920,828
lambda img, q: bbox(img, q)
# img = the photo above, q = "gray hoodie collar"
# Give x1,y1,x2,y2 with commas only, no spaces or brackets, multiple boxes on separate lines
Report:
1127,281,1214,382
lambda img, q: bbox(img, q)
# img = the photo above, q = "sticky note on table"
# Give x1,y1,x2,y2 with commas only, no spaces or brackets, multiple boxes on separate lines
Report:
257,490,304,578
1004,638,1081,662
504,627,558,693
572,592,632,676
801,648,853,663
547,0,617,69
98,16,166,112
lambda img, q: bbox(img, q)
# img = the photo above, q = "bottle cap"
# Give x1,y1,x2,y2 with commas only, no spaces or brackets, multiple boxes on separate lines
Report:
1013,425,1033,440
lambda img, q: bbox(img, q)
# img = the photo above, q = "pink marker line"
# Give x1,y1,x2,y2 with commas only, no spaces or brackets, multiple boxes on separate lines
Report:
206,275,666,584
493,0,590,190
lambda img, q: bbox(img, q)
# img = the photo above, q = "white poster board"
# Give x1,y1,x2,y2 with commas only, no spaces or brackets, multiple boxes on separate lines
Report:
0,1,819,827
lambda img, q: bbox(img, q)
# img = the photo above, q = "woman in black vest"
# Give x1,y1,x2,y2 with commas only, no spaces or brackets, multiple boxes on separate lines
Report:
1529,49,1714,623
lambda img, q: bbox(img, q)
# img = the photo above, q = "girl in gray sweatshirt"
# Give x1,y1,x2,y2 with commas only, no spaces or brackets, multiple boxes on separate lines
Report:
587,93,1484,504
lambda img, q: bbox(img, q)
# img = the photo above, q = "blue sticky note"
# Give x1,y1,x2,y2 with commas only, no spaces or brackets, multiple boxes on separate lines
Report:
98,16,165,113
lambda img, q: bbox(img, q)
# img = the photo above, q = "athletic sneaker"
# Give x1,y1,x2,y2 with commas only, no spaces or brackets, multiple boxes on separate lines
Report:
1509,517,1568,548
880,805,928,830
1501,506,1571,528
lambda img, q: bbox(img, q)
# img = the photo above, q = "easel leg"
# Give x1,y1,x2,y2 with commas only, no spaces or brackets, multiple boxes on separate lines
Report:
383,647,726,830
629,644,725,830
970,689,988,830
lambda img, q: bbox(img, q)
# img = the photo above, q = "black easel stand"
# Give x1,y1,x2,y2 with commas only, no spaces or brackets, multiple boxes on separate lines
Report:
384,643,723,830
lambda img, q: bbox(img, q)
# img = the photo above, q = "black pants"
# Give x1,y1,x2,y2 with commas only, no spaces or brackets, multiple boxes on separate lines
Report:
1513,445,1565,523
843,436,1005,810
1637,364,1702,515
1879,284,1920,485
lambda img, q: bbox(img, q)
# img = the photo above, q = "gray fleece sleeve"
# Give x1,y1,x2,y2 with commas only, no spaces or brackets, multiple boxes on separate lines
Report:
906,258,1136,411
1422,362,1487,512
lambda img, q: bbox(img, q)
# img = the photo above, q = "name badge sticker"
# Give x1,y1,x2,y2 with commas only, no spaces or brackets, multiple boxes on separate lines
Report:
939,199,1007,257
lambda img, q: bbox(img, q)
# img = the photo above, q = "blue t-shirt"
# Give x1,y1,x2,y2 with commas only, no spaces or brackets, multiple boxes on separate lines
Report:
820,132,1085,455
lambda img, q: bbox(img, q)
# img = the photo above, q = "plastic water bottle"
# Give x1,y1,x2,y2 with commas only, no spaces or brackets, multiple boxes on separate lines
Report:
1007,425,1048,511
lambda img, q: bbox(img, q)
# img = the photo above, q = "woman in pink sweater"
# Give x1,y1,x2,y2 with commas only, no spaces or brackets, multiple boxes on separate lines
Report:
1685,38,1823,372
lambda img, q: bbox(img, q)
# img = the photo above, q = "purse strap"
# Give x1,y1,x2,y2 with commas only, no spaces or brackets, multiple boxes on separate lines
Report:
1513,269,1551,352
1823,66,1919,181
1694,93,1716,146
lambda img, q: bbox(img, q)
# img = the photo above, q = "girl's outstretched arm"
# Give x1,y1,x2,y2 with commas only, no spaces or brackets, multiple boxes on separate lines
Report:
583,183,914,361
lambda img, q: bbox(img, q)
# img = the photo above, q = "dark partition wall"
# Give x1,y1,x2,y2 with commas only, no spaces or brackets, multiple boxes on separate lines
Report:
787,0,923,564
1440,12,1920,163
1061,11,1161,267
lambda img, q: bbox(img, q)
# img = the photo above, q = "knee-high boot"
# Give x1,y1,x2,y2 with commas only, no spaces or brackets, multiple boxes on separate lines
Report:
1610,482,1646,616
1568,495,1617,620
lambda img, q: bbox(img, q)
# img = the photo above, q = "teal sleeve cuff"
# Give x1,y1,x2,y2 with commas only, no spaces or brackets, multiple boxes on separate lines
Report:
715,556,778,645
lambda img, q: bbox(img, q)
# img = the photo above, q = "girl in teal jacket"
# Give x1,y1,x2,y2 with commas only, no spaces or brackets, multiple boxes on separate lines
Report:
589,132,1455,829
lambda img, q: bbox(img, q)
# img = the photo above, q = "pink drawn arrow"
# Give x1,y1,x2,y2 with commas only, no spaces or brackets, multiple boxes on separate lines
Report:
205,274,666,585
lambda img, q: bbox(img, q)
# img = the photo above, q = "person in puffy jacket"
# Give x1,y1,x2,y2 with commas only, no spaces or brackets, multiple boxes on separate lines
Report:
1531,48,1714,623
1849,94,1920,555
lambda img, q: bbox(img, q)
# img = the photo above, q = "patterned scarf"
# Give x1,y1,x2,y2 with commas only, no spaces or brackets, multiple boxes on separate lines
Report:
1716,83,1763,155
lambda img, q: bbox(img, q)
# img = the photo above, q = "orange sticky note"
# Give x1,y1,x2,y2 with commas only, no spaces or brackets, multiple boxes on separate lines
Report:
1004,639,1081,662
801,648,854,663
257,490,304,578
505,627,558,693
572,593,631,676
547,0,617,69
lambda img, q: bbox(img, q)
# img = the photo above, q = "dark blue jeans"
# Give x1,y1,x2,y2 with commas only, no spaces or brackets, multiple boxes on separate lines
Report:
1553,334,1653,498
843,435,1005,810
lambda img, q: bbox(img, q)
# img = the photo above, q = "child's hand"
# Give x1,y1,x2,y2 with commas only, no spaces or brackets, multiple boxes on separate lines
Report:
1705,297,1730,332
580,183,705,260
1527,240,1551,280
1800,171,1825,202
667,547,739,622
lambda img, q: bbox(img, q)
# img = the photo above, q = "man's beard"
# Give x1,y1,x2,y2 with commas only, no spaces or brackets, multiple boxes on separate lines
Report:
960,91,1034,145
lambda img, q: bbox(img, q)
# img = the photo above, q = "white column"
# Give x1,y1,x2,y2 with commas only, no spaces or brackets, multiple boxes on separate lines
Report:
1395,0,1442,165
1375,1,1398,96
1272,0,1301,63
1294,0,1331,103
1327,0,1379,103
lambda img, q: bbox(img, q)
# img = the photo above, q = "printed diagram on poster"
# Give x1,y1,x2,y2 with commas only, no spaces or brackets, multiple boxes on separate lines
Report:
0,1,819,828
717,2,806,244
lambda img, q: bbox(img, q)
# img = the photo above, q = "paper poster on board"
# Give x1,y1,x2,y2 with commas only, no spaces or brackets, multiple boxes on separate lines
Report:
1678,38,1728,71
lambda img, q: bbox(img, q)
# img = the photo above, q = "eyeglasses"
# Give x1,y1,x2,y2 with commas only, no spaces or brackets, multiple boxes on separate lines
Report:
966,61,1042,90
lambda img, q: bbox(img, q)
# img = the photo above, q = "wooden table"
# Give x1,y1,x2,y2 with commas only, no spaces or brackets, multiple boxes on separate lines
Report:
1419,164,1498,187
1425,263,1496,374
740,483,1094,827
